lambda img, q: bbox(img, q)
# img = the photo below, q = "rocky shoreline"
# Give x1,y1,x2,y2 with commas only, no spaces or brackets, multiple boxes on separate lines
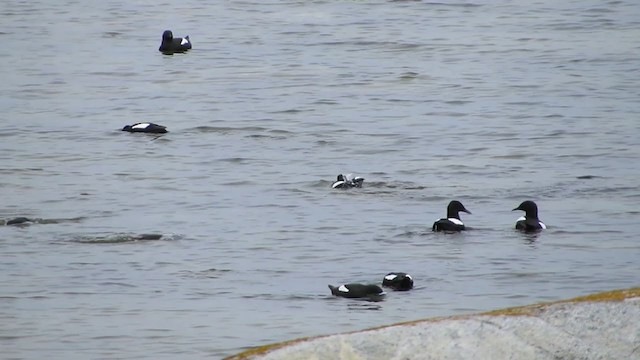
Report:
226,287,640,360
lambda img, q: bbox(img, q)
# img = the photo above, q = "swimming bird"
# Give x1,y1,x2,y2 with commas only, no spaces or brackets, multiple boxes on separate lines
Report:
331,174,365,189
6,217,32,225
122,123,168,134
158,30,192,54
513,200,546,232
328,283,385,300
382,272,413,291
432,200,471,232
134,234,163,241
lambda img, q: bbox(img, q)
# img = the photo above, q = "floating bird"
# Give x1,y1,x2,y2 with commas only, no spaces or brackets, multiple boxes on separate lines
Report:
331,173,365,189
513,200,546,232
432,200,471,232
328,283,385,301
6,217,32,225
122,123,168,134
382,272,414,291
159,30,192,54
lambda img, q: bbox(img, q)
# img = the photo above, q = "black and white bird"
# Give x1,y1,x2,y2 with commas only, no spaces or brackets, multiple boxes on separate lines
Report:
331,174,365,189
432,200,471,232
328,283,385,301
122,123,168,134
382,272,414,291
158,30,192,54
513,200,546,232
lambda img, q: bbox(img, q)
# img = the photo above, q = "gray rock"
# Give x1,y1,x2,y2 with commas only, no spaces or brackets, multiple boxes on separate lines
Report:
229,291,640,360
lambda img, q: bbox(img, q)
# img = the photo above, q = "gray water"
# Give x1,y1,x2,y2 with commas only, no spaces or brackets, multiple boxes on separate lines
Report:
1,0,640,358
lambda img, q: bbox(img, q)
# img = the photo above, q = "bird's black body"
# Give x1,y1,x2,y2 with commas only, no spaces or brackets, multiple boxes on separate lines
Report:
6,217,32,225
331,174,364,189
382,272,414,291
122,123,168,134
432,200,471,232
328,283,385,301
513,200,546,232
159,30,192,54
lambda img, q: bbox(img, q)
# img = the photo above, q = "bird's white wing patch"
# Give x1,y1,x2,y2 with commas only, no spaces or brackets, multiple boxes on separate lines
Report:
539,222,547,229
180,38,189,45
517,216,526,222
332,181,346,189
405,274,412,280
384,274,397,281
447,218,464,226
338,285,349,293
132,123,150,129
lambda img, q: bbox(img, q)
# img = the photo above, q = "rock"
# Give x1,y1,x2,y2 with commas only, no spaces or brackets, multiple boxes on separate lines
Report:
226,287,640,360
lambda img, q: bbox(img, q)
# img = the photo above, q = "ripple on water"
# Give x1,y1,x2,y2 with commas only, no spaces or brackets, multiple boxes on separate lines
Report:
67,234,172,244
175,268,233,279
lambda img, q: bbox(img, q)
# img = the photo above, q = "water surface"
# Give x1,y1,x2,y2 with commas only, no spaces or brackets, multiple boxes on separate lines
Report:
1,0,639,358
